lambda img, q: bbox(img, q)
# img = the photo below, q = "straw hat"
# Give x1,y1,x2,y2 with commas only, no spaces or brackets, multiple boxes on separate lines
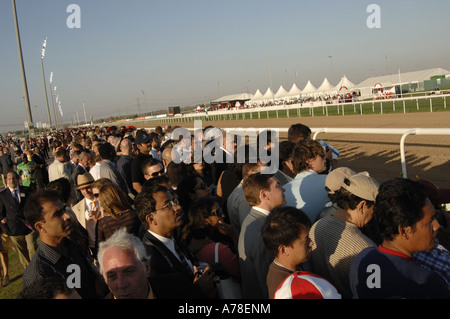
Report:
75,172,95,190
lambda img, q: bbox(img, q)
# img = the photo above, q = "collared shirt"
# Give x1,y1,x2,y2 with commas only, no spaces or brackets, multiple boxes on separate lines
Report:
23,238,105,299
252,206,271,217
8,187,21,204
148,230,194,272
84,198,98,248
413,240,450,290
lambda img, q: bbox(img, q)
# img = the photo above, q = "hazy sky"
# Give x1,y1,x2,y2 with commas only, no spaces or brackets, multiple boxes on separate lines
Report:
1,0,450,133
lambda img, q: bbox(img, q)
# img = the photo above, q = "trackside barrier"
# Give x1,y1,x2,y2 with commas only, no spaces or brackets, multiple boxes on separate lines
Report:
310,128,450,179
150,127,450,179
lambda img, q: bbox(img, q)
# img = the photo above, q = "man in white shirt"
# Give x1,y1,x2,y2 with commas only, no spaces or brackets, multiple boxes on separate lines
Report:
47,149,70,182
238,172,286,299
72,172,100,258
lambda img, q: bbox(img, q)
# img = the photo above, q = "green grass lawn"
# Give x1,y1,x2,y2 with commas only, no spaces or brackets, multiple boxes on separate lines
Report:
136,95,449,125
0,248,24,299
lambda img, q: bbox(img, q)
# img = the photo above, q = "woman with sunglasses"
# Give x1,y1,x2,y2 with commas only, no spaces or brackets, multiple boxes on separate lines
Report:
176,174,212,217
181,197,240,284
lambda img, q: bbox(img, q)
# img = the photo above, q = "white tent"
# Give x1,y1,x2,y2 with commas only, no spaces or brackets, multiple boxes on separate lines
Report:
287,83,302,97
334,75,356,91
355,67,450,98
212,92,253,103
274,85,289,99
355,68,450,89
316,78,335,93
301,80,317,95
261,87,275,101
250,89,264,101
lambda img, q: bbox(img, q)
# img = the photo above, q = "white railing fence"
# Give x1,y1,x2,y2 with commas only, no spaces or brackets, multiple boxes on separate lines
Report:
150,126,450,179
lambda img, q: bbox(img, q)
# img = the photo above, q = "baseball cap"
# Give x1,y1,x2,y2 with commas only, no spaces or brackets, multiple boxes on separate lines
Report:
274,271,341,299
414,179,450,207
135,130,151,144
341,172,380,201
325,167,356,194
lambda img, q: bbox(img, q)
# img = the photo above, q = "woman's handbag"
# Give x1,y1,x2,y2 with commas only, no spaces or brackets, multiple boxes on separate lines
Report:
214,242,242,299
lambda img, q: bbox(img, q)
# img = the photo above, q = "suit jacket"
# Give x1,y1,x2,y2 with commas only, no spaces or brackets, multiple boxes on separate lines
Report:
141,231,208,298
238,208,273,299
64,161,76,182
71,164,88,202
0,186,32,236
72,198,87,229
71,164,88,187
142,231,196,279
99,160,129,194
0,154,14,175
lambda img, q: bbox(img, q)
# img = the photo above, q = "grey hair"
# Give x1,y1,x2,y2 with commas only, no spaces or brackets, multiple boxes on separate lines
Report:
97,227,149,276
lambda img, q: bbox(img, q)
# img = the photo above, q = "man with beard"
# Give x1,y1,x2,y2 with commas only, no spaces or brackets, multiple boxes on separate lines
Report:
22,189,108,299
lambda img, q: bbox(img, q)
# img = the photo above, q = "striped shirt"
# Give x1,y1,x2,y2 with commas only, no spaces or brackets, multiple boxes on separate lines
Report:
309,215,376,298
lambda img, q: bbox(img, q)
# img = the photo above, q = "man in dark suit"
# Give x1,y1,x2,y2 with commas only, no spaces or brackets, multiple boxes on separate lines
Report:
0,147,14,187
134,185,216,298
0,170,37,269
31,146,49,189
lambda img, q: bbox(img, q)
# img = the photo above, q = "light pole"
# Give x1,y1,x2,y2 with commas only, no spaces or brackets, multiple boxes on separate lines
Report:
82,102,87,125
267,55,274,102
12,0,34,138
41,37,52,129
328,56,335,85
49,71,58,129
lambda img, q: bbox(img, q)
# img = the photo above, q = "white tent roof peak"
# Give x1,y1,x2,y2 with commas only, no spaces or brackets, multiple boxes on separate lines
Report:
251,89,263,101
288,83,302,96
335,75,356,91
302,80,317,94
274,85,289,98
317,78,335,92
261,87,275,100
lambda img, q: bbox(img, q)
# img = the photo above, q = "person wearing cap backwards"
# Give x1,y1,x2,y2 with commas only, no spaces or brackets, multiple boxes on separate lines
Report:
349,178,449,299
262,205,341,299
309,169,380,299
131,129,153,194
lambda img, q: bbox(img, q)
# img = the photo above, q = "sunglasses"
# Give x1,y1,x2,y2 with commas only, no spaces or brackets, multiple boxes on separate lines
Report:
150,168,165,178
208,207,223,217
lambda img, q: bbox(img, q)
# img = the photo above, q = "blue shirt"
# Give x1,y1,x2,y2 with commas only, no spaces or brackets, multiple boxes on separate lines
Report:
283,170,330,223
413,241,450,291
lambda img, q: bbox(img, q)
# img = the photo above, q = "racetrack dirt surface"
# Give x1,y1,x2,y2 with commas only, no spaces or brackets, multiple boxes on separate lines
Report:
140,111,450,188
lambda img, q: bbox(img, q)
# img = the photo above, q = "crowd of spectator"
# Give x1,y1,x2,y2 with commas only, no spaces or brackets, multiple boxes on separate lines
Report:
0,121,448,300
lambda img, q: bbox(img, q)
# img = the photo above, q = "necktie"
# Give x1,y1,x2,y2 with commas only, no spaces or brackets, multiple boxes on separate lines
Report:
173,241,193,276
89,201,101,220
13,190,19,204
